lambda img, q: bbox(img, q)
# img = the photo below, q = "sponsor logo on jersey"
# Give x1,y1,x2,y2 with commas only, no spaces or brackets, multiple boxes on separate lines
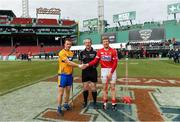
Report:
89,54,95,58
101,55,111,61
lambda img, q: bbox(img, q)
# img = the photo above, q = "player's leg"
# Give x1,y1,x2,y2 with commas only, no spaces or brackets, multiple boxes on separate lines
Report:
64,86,71,110
57,87,64,113
102,83,108,109
57,75,66,115
110,70,117,111
63,75,73,110
110,83,117,111
101,68,109,110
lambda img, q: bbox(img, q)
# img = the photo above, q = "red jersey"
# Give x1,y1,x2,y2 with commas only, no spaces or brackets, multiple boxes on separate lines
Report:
89,47,118,73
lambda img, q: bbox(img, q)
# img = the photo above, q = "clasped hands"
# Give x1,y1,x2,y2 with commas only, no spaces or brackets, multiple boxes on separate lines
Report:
78,63,89,70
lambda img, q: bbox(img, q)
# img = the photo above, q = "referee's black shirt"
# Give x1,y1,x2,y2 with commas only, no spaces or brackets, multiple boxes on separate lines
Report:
79,48,97,71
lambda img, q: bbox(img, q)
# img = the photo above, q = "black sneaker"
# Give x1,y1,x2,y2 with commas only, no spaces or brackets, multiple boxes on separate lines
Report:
112,104,117,111
103,103,107,110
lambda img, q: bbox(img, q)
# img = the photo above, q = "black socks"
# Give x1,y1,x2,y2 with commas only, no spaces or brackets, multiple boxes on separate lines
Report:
92,91,97,104
83,90,97,105
83,90,89,104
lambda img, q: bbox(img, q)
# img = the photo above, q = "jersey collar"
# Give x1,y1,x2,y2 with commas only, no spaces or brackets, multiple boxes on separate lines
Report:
103,47,111,51
85,47,93,52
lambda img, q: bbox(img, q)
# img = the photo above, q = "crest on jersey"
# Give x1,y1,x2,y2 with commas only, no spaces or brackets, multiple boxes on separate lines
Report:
67,56,73,61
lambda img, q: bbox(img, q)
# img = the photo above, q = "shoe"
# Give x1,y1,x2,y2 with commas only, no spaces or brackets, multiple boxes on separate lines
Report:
112,104,117,111
82,102,87,108
103,103,107,110
63,103,71,110
57,106,64,116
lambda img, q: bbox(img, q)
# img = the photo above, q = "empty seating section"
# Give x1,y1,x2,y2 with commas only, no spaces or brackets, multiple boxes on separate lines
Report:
11,18,32,25
16,46,41,55
15,46,62,55
61,19,75,26
43,46,62,53
0,17,8,24
0,47,14,56
0,17,77,26
37,19,58,25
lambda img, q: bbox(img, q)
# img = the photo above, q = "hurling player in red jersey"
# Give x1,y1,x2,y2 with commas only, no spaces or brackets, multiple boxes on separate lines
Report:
83,37,118,111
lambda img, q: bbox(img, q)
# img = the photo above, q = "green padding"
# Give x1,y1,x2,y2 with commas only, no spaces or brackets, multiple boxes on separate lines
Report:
8,56,16,60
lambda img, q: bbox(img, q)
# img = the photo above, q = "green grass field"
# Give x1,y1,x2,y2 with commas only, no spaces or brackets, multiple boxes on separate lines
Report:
0,61,57,94
0,59,179,94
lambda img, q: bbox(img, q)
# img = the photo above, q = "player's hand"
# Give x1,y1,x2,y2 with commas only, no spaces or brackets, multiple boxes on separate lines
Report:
78,64,84,69
107,72,112,80
83,64,89,69
78,64,89,69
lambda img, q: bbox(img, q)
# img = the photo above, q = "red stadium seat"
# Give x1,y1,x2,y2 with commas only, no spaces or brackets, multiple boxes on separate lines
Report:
11,18,32,25
61,19,76,26
15,46,62,55
43,46,62,53
37,19,58,25
0,17,8,24
0,46,63,57
16,46,41,55
0,47,14,56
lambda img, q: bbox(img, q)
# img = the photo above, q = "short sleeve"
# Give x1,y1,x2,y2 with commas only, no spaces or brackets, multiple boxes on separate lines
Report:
59,51,67,61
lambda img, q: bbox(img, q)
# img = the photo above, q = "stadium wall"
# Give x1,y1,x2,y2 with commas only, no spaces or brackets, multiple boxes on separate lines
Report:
79,31,101,44
164,21,180,40
79,20,180,45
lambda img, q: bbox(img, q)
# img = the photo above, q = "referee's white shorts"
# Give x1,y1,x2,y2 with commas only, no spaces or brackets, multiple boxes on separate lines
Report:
101,68,117,84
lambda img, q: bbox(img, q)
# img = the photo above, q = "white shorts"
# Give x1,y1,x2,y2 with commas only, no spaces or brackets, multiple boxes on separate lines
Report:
101,68,117,84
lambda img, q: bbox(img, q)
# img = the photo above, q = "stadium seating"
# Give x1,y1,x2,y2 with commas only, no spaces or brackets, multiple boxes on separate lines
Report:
37,19,58,25
0,17,8,24
0,47,14,56
43,46,62,53
61,19,76,26
16,46,41,55
15,46,62,55
11,18,32,25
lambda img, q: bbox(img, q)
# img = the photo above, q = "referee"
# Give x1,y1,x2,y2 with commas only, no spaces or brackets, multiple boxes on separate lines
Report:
79,38,98,109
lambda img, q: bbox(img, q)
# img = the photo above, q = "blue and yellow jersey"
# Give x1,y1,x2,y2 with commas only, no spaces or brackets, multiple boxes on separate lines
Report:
58,49,74,75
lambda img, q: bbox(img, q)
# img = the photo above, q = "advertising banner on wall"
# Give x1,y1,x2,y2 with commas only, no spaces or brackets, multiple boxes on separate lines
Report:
129,28,165,43
101,33,116,43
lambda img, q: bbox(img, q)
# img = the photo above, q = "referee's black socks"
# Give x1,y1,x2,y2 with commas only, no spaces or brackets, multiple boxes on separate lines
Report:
83,90,89,104
92,91,97,104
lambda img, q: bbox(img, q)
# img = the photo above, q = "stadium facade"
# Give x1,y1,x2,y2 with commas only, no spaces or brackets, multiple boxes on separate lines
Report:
0,10,78,60
0,8,180,60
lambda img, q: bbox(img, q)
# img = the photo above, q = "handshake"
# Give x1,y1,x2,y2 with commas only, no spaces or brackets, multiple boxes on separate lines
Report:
78,63,89,70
